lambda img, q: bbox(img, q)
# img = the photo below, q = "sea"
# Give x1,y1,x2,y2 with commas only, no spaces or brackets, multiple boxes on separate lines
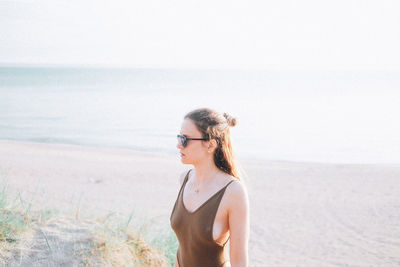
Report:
1,66,399,164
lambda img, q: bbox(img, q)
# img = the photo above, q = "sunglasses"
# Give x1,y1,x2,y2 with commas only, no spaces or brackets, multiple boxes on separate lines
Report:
177,134,208,147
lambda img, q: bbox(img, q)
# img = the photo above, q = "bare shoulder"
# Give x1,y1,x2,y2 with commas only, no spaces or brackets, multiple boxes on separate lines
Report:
178,169,191,186
225,178,249,209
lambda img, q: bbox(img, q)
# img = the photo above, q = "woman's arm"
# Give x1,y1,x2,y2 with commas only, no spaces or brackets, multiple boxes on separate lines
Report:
228,182,250,267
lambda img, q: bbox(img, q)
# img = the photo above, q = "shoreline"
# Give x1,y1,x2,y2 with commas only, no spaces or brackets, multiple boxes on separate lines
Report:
1,139,400,266
2,138,398,167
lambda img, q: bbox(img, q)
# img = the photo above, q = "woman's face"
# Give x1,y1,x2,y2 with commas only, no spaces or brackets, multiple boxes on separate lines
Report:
177,119,209,164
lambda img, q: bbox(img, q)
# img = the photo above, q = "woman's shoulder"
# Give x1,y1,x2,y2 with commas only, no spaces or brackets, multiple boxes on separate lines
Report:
226,177,246,195
224,176,249,208
178,169,192,186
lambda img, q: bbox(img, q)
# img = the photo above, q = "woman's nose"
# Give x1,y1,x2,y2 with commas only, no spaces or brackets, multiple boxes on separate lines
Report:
176,142,183,149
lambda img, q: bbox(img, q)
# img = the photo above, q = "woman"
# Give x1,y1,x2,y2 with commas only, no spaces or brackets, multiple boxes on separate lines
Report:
170,108,249,267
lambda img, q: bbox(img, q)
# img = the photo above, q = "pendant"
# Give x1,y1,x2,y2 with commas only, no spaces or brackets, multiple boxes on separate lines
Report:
194,188,199,193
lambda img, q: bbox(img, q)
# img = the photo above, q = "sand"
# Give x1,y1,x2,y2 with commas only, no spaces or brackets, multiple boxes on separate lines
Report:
1,139,399,266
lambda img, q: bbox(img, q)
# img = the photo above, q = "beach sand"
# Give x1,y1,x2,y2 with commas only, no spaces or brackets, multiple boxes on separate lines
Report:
1,140,399,266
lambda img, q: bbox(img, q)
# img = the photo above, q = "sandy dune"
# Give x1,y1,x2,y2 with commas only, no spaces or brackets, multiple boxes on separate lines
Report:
5,217,97,267
1,140,399,266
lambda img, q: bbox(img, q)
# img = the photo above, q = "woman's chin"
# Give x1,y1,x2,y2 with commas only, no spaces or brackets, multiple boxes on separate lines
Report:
180,156,190,164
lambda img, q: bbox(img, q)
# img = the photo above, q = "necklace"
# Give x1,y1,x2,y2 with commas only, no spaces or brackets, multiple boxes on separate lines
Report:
192,182,201,193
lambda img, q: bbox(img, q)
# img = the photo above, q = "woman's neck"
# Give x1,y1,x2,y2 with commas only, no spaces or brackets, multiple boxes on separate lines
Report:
192,159,221,184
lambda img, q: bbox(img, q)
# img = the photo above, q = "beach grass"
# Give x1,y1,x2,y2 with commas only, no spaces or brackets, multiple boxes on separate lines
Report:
0,187,26,242
0,183,178,266
148,222,179,266
0,184,35,264
87,212,174,266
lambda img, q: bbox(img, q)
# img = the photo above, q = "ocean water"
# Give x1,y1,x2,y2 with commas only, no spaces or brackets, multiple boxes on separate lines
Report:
1,67,399,164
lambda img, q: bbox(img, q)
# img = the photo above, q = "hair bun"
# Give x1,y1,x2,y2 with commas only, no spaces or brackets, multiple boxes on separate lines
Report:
223,113,237,127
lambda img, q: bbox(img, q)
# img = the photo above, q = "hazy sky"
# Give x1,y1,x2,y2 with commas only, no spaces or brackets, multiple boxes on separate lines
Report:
1,0,399,70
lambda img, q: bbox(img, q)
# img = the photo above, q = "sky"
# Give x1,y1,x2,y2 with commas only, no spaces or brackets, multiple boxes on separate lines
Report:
1,0,400,70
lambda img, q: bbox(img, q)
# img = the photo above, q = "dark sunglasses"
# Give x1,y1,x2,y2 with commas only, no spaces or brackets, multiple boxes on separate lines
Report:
177,134,208,147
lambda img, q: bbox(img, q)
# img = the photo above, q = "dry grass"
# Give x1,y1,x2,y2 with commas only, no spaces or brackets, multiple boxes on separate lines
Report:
87,214,170,267
0,185,36,265
0,184,175,266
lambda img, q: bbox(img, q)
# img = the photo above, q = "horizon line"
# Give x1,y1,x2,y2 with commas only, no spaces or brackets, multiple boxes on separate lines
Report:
1,63,399,73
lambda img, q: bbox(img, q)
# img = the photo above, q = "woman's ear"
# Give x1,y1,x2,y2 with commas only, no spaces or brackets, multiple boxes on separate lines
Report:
207,139,217,153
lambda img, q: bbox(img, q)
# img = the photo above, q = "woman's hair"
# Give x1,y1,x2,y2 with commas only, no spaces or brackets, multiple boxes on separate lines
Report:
184,108,240,180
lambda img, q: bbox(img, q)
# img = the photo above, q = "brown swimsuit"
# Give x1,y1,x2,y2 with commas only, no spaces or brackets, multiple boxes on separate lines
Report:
170,169,236,267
